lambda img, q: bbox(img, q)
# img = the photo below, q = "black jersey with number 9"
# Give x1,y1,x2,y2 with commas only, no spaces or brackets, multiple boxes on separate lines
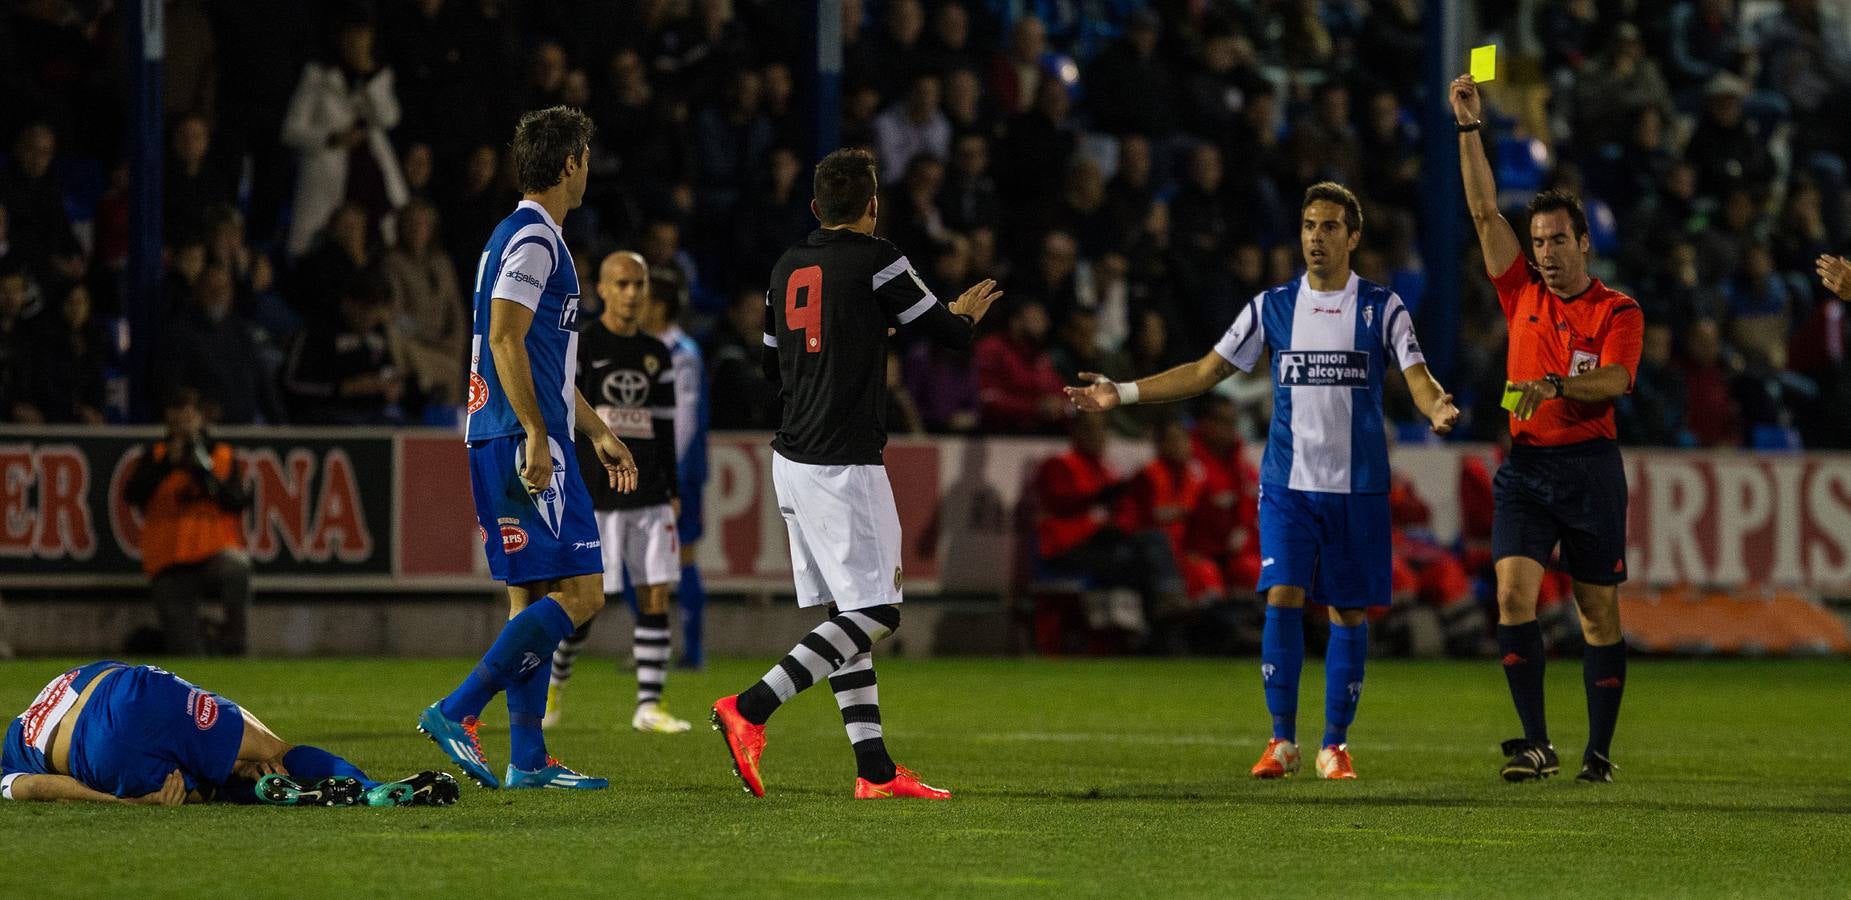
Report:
765,228,974,466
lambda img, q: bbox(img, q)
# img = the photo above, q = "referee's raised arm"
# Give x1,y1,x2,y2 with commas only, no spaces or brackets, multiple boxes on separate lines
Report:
1452,75,1522,279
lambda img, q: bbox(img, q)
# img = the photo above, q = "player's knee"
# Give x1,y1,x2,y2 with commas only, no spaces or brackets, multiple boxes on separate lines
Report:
1265,586,1306,608
1329,607,1366,627
1495,581,1538,620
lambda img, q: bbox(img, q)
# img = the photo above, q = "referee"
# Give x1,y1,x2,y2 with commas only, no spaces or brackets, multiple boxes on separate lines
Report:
1453,74,1645,783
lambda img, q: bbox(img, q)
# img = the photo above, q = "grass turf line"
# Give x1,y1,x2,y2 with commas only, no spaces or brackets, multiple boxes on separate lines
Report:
2,657,1846,898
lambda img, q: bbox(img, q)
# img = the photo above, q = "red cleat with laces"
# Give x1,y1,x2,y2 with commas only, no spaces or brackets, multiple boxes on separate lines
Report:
710,695,766,797
853,765,952,800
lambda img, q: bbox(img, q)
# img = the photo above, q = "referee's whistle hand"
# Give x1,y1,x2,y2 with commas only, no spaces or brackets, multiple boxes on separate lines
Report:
1510,380,1557,421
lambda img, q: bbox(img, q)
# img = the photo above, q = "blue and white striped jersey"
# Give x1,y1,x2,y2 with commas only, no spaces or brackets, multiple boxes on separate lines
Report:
1213,272,1425,495
465,201,584,443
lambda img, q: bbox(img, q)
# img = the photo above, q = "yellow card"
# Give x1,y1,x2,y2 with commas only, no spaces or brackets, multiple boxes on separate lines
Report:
1501,381,1523,413
1471,44,1497,83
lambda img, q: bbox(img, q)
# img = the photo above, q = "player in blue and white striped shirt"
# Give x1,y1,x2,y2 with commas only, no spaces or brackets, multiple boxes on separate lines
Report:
1068,182,1459,781
419,107,640,792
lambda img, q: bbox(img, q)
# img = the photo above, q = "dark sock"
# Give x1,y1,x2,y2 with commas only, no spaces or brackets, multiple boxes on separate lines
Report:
282,745,376,789
1582,640,1627,760
1497,621,1550,745
854,740,898,783
679,562,707,667
1322,621,1367,748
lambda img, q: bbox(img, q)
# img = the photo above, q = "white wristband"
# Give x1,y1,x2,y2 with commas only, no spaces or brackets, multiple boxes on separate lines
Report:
2,772,21,800
1115,380,1140,406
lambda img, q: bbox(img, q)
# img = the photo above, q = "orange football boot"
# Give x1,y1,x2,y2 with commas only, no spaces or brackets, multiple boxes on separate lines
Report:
1316,744,1357,780
710,695,766,797
853,765,951,800
1250,738,1301,778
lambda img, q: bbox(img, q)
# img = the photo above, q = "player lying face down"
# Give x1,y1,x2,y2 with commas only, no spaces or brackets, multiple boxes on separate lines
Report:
3,661,457,807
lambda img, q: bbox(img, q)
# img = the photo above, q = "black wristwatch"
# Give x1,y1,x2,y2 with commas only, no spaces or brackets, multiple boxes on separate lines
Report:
1457,120,1483,133
1543,373,1565,397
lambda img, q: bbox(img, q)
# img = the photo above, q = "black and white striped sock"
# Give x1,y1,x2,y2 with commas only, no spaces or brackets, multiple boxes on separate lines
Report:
550,617,596,687
829,651,897,783
735,605,902,725
634,612,671,707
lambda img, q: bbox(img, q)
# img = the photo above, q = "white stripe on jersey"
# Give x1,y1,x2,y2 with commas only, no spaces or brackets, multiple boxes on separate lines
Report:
872,256,913,290
762,333,778,348
895,294,938,324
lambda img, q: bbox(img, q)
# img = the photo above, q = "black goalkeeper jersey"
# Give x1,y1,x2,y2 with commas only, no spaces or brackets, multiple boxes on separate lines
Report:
764,228,976,466
575,319,677,510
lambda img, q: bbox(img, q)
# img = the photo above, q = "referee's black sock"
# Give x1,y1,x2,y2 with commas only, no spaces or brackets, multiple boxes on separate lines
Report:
1582,640,1627,760
1497,621,1550,745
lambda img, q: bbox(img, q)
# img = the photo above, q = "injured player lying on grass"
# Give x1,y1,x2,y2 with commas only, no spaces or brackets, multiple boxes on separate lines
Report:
3,660,458,807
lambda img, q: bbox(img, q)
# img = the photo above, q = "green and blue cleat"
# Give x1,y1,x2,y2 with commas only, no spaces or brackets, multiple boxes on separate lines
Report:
255,774,364,807
417,702,499,788
364,771,462,807
503,758,609,790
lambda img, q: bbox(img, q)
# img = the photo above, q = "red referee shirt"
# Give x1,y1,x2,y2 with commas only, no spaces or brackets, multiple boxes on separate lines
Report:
1493,255,1644,446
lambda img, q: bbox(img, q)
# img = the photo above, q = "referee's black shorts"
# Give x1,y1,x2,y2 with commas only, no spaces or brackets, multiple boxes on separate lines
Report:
1491,438,1628,585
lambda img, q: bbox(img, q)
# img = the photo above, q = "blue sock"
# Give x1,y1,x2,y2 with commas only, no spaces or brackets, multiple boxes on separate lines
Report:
1323,621,1369,748
506,661,549,771
440,597,577,722
679,562,707,667
282,745,376,789
1261,605,1305,742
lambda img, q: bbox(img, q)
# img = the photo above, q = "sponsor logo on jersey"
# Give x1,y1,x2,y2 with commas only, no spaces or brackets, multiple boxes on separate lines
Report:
559,294,582,332
504,269,544,289
603,370,650,407
572,540,600,550
1311,306,1343,316
186,689,220,731
516,652,544,680
1276,350,1370,387
467,373,489,414
20,671,78,748
477,523,488,545
500,524,529,553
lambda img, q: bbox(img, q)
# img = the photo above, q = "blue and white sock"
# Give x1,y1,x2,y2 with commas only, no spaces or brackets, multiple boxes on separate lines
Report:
1323,621,1368,748
1261,605,1305,742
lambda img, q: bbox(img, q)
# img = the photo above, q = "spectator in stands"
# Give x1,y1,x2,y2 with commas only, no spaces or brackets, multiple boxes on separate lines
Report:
124,388,252,656
382,200,465,410
0,262,39,423
874,72,951,183
164,114,235,240
870,0,930,99
1286,81,1362,190
1536,0,1600,78
922,1,978,77
281,12,407,257
1772,179,1833,276
1048,306,1135,436
940,131,1000,232
998,68,1077,244
283,269,410,425
1570,23,1675,151
1084,10,1175,137
1172,143,1234,261
975,299,1068,434
1182,395,1261,606
27,280,105,424
0,122,82,283
886,350,925,436
1621,322,1692,447
1686,73,1773,198
708,287,780,430
739,146,813,278
291,202,373,318
1679,318,1743,447
987,15,1047,116
1359,90,1421,212
399,142,435,203
160,264,276,426
883,153,948,255
1022,231,1082,322
942,67,993,135
693,68,774,240
1666,0,1743,107
441,145,511,296
1728,243,1793,366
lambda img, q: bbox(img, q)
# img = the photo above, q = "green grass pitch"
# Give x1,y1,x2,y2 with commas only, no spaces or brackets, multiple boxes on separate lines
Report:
3,656,1846,898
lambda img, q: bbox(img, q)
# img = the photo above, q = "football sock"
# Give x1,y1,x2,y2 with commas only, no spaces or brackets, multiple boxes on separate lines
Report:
679,562,707,667
1261,605,1305,743
1323,621,1368,748
1497,620,1550,745
736,604,902,726
282,745,376,789
828,650,897,783
440,597,576,722
550,616,596,688
635,611,671,707
1582,640,1627,760
506,659,549,771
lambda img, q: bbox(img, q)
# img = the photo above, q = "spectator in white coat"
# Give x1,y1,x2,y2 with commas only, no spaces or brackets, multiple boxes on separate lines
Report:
281,14,407,258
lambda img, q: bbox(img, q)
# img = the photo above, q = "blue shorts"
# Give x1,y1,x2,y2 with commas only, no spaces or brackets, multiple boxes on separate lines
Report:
71,666,245,797
469,432,603,585
1256,485,1392,607
676,476,703,546
1492,438,1628,585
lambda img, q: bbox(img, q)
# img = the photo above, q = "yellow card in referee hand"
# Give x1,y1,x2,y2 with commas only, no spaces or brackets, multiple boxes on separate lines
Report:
1471,44,1497,83
1502,381,1525,416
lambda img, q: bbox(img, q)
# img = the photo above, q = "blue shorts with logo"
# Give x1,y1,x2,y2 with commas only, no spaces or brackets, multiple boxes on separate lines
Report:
1256,485,1392,607
72,664,246,797
469,432,603,585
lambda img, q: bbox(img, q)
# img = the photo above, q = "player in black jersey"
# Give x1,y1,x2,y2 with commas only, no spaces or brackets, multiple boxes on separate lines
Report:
711,147,1001,799
544,251,692,734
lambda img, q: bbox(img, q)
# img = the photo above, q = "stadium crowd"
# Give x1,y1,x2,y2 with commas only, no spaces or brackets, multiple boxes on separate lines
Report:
1,0,1848,652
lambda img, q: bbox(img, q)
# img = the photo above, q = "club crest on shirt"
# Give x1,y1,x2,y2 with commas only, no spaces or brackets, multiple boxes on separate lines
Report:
1362,306,1373,328
516,434,571,537
644,354,660,375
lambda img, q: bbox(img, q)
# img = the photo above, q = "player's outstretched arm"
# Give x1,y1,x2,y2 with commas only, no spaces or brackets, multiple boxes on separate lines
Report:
1403,363,1460,434
1452,74,1522,278
5,770,187,805
1816,254,1851,299
1066,351,1235,411
572,389,639,493
488,299,552,492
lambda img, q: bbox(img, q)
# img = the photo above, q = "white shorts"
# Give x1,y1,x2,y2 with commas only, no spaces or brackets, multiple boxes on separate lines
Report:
771,452,904,611
595,504,680,593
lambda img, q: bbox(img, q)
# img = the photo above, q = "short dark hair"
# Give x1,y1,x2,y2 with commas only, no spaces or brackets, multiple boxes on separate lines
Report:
1526,189,1589,238
510,106,594,194
649,271,684,321
813,147,878,225
1302,181,1362,233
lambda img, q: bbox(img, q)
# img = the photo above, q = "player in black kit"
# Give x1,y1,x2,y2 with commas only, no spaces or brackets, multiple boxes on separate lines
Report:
711,147,1001,799
545,250,692,734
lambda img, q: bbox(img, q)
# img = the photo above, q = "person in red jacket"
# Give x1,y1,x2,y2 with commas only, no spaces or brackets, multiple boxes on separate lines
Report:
1181,395,1261,606
1112,420,1205,553
976,300,1070,433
